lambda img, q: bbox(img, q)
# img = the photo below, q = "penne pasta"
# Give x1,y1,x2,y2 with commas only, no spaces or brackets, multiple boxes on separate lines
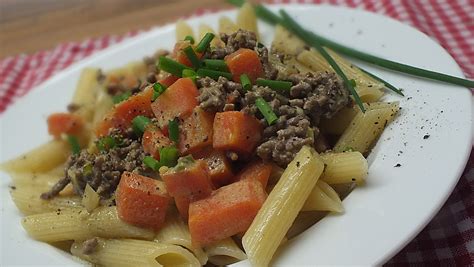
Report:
71,68,101,123
236,3,259,39
154,212,208,265
71,238,201,267
204,237,247,266
242,146,325,267
176,20,194,42
334,102,400,154
320,151,368,185
0,140,70,173
22,207,154,242
218,16,238,34
302,180,344,212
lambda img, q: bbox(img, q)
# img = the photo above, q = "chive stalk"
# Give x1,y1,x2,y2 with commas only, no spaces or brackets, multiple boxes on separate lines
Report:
158,56,190,77
168,118,179,143
195,33,215,53
67,135,80,155
159,146,179,167
97,136,116,151
112,91,131,104
255,97,278,125
227,0,474,88
203,59,229,72
152,82,166,101
183,46,201,69
184,35,195,44
143,156,162,171
197,68,233,80
132,116,151,135
240,74,252,91
279,10,365,112
256,78,292,92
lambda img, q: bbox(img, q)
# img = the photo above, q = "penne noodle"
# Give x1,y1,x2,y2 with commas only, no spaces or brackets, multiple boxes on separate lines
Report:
218,16,238,34
1,140,70,173
71,238,201,267
154,212,208,265
204,237,247,266
242,146,325,267
71,68,101,123
22,207,154,242
320,151,368,185
176,20,194,42
236,3,259,39
334,102,400,154
302,180,344,212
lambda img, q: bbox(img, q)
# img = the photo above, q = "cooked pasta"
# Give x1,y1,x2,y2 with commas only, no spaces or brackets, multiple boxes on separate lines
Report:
236,2,259,39
204,238,247,266
321,151,368,185
71,238,201,267
175,20,195,42
218,16,239,34
242,146,325,267
302,180,344,212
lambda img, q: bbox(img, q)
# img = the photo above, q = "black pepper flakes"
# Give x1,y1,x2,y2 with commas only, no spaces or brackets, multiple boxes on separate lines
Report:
394,163,401,167
423,135,430,140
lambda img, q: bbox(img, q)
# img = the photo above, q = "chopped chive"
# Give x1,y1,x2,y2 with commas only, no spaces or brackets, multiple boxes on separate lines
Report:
143,156,162,171
255,97,278,125
168,118,179,143
97,136,116,151
184,35,195,44
203,59,229,72
67,135,80,155
158,56,190,77
182,69,197,83
183,46,201,69
159,146,179,167
279,10,365,112
227,1,474,88
132,116,151,135
152,82,166,101
112,91,131,104
240,74,252,91
83,164,93,176
195,33,215,53
359,67,405,96
256,78,292,92
197,68,233,80
349,79,357,88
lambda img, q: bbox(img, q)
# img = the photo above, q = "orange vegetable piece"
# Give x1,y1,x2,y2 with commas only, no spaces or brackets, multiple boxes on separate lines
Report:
213,111,262,155
161,159,214,219
225,48,263,83
116,172,171,231
151,78,199,128
188,179,267,247
178,107,214,156
195,148,234,187
235,161,272,188
47,113,84,139
95,87,154,137
142,125,172,160
158,73,178,87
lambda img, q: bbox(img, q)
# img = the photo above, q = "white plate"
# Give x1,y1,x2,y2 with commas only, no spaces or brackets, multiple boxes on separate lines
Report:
1,4,472,266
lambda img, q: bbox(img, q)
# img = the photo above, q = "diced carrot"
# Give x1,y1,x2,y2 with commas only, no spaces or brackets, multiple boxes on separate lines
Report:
142,125,172,160
47,113,84,139
161,159,214,219
225,48,263,83
95,87,154,137
195,148,234,187
158,73,179,87
151,78,199,128
235,161,272,188
188,179,267,247
213,111,262,155
116,172,171,230
178,107,214,155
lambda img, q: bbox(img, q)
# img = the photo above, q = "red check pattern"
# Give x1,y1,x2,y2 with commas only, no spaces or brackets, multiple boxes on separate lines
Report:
0,0,472,265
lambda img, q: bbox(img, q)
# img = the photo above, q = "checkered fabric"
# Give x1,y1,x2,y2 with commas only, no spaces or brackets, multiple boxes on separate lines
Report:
0,0,472,265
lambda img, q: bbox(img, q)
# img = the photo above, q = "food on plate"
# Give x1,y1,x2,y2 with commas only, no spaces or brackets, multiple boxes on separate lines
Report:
2,3,403,267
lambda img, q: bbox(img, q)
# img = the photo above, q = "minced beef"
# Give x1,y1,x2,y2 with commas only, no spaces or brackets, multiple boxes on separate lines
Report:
41,131,149,200
81,238,99,255
196,65,349,166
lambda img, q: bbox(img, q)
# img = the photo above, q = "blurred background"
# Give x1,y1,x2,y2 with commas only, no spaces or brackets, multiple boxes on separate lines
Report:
0,0,237,58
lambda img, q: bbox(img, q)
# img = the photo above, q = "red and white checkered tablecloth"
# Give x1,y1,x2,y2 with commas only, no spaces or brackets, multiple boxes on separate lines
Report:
0,0,472,265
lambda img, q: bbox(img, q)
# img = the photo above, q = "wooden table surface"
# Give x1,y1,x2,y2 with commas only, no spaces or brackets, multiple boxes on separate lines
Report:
0,0,239,59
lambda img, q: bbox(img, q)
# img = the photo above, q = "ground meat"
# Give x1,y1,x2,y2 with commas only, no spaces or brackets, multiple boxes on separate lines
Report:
196,76,244,112
256,46,278,80
82,238,99,255
208,29,258,59
41,131,149,200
